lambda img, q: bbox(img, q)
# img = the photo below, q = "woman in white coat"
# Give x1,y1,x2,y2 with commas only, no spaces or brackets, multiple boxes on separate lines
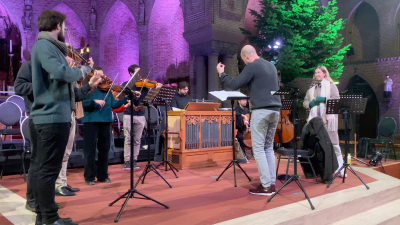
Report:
303,66,345,177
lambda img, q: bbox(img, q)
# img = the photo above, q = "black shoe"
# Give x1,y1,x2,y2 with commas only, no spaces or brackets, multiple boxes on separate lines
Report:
65,184,80,192
97,178,112,183
42,218,77,225
55,187,76,196
25,200,36,212
85,180,95,185
123,161,130,170
133,160,140,169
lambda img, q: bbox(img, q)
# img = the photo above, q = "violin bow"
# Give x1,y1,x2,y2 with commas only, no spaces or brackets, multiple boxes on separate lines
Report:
139,68,153,93
100,73,119,111
103,73,119,101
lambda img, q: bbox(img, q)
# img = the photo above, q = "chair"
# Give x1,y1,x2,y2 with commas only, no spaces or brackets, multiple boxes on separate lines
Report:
20,117,31,180
369,117,397,162
275,144,319,184
6,95,25,116
144,105,161,145
0,101,25,180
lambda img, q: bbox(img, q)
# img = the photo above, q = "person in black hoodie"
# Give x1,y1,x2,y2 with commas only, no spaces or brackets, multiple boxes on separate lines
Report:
217,45,281,196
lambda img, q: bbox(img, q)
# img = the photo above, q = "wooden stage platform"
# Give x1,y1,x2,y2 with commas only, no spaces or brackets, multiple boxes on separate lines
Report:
0,157,399,225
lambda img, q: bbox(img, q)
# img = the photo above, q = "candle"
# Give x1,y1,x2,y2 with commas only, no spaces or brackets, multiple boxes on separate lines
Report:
10,40,12,53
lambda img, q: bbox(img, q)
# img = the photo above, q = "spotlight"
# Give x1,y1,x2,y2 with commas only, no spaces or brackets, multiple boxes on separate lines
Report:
276,41,281,46
273,45,278,49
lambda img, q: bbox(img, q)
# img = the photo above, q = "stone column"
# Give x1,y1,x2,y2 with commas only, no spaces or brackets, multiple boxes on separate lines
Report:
221,54,236,107
195,55,206,100
207,52,220,101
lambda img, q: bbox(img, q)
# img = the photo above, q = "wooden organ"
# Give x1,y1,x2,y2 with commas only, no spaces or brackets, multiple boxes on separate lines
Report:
166,110,235,169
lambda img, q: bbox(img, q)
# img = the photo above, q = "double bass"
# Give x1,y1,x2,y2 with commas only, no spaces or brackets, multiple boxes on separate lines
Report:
274,70,294,144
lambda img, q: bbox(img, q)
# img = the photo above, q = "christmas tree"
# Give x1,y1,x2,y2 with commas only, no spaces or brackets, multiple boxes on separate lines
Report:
241,0,350,83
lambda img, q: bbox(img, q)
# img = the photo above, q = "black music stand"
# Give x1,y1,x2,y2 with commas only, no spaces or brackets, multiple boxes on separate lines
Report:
275,99,293,181
134,99,172,188
267,78,321,210
153,86,179,177
326,95,369,189
216,96,252,187
109,87,168,223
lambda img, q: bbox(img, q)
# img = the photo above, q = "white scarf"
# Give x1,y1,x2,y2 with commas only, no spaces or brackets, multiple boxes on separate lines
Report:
307,79,336,132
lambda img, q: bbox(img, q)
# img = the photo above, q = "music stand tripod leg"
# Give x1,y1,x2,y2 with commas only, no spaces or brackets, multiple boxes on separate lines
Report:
109,88,169,223
135,101,172,188
154,98,179,177
216,99,251,187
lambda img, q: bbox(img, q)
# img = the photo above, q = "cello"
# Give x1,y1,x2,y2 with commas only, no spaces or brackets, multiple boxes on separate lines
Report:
274,70,294,144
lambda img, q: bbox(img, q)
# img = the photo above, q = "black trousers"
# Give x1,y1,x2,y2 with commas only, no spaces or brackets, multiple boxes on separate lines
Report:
26,119,37,203
83,122,111,182
236,131,248,159
31,122,70,224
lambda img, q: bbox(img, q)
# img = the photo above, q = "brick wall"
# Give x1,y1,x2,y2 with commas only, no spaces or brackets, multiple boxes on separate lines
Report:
98,1,139,85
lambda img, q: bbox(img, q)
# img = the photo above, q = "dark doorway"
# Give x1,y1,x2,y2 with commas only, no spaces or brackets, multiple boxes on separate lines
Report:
342,75,378,138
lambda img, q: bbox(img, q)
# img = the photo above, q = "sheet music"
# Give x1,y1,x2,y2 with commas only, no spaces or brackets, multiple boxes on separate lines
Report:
209,91,247,101
116,70,139,100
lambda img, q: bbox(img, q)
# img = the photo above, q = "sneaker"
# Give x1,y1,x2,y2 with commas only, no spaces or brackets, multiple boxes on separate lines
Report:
133,160,140,169
97,178,112,183
124,161,130,170
339,172,347,178
249,184,275,196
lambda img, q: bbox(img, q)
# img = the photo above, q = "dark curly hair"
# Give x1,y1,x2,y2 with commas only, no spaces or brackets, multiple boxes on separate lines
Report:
37,10,67,32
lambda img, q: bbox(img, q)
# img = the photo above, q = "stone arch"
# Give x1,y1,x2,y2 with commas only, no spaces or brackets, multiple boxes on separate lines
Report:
148,0,189,82
0,1,25,49
394,3,400,55
99,0,139,85
52,3,88,48
347,2,379,61
340,74,379,138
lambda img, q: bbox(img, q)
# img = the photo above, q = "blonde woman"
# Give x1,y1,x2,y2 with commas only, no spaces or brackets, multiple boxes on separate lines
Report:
303,66,345,177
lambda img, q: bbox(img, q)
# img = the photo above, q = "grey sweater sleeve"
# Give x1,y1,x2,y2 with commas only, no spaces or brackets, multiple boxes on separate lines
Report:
14,62,32,96
37,41,82,83
220,64,254,90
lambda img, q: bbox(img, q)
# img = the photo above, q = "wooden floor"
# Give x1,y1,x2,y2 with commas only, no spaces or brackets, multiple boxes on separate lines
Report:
0,156,382,225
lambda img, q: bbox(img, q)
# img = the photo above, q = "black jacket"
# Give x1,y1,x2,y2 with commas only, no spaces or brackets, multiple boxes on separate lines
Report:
302,117,339,183
15,61,91,114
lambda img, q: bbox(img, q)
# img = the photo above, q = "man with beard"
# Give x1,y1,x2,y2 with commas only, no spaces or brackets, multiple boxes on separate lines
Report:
30,10,93,225
170,81,191,109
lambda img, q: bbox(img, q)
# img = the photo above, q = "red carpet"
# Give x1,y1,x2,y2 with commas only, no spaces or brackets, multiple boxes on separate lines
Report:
0,158,376,225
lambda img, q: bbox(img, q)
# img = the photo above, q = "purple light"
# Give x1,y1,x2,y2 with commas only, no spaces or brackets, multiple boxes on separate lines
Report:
99,1,139,85
53,3,88,49
148,0,189,82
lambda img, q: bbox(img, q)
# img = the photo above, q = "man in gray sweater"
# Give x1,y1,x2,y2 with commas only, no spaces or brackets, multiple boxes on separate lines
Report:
29,10,93,225
217,45,281,196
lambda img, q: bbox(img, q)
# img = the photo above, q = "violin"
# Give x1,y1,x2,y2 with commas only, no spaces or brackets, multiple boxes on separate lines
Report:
67,45,89,67
134,79,158,89
86,72,124,92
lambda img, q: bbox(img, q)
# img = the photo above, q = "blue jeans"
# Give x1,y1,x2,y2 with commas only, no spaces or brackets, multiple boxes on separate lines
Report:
250,109,279,188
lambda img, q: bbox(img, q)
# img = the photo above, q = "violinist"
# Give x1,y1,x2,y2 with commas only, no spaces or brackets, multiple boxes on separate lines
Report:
29,10,94,225
81,66,129,185
235,98,250,162
121,64,162,170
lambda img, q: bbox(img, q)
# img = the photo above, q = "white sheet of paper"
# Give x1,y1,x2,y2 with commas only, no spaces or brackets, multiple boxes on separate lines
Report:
209,90,247,101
